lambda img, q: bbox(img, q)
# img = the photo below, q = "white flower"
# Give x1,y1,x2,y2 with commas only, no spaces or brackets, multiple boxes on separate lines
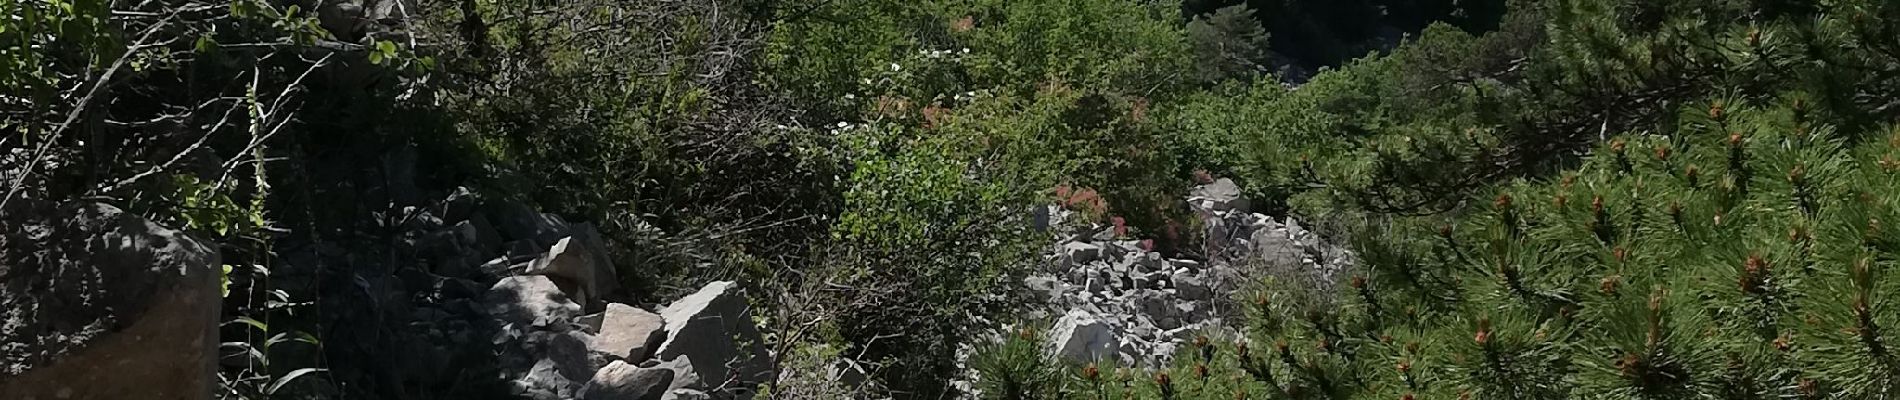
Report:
890,62,902,72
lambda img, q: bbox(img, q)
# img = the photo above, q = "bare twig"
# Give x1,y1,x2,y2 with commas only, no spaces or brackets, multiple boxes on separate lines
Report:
2,17,174,209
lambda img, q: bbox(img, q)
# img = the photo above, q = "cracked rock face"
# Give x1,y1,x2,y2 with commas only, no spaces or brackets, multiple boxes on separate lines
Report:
0,201,221,399
655,281,771,389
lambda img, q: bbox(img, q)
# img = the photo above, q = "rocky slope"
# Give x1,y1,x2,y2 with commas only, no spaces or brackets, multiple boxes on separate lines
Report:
962,178,1355,390
376,189,776,400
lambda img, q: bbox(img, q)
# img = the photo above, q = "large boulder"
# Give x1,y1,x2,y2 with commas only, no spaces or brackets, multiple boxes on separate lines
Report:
0,202,220,399
655,281,770,389
580,360,673,400
483,275,583,331
1048,310,1117,363
585,303,667,364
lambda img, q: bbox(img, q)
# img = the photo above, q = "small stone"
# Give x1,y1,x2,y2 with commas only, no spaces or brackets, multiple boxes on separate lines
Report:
1137,252,1165,272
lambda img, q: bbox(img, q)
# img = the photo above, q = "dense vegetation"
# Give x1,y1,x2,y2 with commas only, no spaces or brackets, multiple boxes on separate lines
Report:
6,0,1900,398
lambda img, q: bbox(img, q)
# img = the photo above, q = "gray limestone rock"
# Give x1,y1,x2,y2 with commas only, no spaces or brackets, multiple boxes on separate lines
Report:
513,330,597,400
580,360,673,400
1048,310,1117,363
1063,242,1104,265
1189,178,1247,212
526,234,617,308
483,275,583,331
0,202,221,399
586,303,667,364
655,281,769,388
1172,271,1212,301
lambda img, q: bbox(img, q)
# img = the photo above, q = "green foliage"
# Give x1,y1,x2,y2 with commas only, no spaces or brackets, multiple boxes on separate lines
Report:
431,0,840,298
1181,0,1511,68
1187,5,1273,84
971,328,1068,399
819,87,1187,395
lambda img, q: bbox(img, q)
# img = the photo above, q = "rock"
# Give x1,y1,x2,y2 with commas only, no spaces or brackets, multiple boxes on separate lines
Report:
1024,275,1063,301
511,330,598,399
1172,271,1212,301
1151,342,1178,366
461,215,506,259
441,186,482,224
402,206,445,232
1130,290,1176,321
417,228,472,275
663,389,713,400
1063,242,1104,265
507,240,545,259
1190,178,1247,212
643,355,704,392
1032,205,1052,231
1249,213,1274,229
655,281,770,388
483,275,583,331
1084,272,1108,293
488,201,570,246
1252,228,1304,268
431,276,485,300
1048,310,1117,363
0,202,221,399
1137,252,1165,272
581,360,673,400
1105,240,1141,259
526,234,617,308
586,303,667,364
480,257,524,278
1169,259,1202,271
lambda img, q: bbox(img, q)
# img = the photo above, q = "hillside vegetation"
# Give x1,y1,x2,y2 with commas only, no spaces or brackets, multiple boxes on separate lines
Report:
5,0,1900,398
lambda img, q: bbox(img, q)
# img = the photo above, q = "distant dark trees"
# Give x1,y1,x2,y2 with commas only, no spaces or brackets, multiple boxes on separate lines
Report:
1182,0,1509,68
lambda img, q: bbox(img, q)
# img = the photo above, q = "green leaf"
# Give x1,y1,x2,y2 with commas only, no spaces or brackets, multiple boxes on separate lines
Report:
220,264,233,298
266,368,327,395
228,316,268,333
195,35,217,53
